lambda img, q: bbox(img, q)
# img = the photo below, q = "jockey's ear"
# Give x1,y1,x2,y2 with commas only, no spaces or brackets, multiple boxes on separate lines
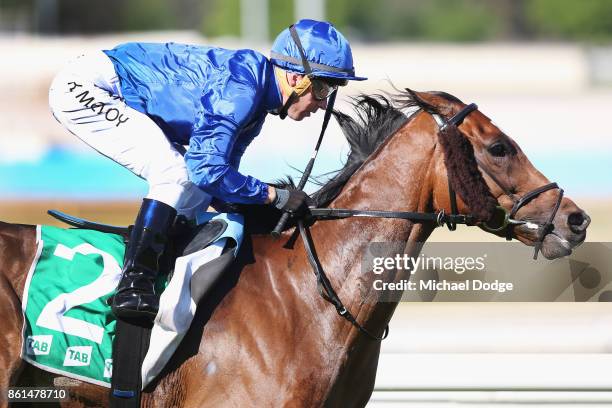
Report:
286,71,304,87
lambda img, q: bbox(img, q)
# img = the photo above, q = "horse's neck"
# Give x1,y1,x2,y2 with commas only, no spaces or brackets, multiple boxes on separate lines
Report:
310,116,438,335
329,114,437,254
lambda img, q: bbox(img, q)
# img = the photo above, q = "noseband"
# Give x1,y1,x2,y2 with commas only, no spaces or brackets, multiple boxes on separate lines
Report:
475,163,564,260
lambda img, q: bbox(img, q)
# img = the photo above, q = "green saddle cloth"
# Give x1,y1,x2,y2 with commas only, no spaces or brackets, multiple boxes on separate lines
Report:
22,225,126,386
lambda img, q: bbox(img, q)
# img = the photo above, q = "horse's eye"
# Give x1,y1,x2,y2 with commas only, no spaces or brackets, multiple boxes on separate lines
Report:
488,143,507,157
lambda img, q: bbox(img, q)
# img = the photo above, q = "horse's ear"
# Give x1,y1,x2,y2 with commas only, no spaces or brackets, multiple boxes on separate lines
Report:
405,88,455,117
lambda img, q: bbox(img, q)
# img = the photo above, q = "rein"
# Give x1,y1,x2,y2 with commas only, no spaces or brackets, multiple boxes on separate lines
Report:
293,102,564,341
298,220,389,340
309,208,475,228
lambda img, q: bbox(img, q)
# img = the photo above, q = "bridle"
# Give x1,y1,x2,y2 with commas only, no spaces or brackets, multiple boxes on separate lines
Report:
291,102,565,341
475,161,564,260
429,106,565,260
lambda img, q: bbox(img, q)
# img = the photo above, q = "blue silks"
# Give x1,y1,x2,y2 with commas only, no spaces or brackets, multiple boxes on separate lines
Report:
104,42,282,204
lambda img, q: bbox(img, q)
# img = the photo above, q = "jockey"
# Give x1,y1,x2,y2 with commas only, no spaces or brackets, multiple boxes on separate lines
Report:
48,19,366,321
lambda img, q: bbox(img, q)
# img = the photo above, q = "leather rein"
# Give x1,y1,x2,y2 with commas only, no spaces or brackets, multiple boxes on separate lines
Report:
297,103,564,341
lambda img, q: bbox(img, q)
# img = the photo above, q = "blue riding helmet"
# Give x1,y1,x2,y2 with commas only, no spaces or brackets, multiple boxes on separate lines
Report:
270,19,367,82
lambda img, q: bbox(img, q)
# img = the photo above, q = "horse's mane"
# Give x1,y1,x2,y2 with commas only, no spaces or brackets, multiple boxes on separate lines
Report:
310,94,410,207
280,89,468,207
241,89,495,233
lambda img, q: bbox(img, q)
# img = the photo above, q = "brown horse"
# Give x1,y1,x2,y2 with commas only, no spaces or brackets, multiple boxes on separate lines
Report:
0,90,590,407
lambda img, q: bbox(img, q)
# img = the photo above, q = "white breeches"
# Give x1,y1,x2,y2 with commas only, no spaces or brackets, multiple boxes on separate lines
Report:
48,51,210,218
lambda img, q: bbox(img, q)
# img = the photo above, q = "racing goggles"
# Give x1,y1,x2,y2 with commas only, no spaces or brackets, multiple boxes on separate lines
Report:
292,75,343,101
310,77,339,101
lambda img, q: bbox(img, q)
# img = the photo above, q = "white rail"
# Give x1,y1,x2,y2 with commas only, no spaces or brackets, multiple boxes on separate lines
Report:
375,353,612,391
369,304,612,405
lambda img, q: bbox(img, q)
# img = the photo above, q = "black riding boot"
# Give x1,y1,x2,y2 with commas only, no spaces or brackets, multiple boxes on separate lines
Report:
111,198,176,320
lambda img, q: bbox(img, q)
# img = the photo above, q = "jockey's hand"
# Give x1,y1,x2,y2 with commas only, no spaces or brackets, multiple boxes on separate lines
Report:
272,188,312,216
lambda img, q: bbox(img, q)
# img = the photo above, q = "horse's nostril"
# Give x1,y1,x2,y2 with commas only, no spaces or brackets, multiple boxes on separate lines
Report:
567,211,590,233
568,212,584,226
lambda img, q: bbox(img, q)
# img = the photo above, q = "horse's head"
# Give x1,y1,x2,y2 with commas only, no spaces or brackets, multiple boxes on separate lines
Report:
408,90,590,259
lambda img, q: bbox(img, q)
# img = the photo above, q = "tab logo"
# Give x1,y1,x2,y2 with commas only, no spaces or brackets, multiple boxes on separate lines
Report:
63,346,92,367
26,335,53,355
103,358,113,378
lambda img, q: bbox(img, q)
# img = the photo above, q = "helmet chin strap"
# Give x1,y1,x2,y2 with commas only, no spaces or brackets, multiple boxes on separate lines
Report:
277,24,316,120
275,70,335,123
275,66,313,120
278,92,297,120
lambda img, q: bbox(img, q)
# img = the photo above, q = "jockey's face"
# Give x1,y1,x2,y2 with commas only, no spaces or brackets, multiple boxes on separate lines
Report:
284,73,328,121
